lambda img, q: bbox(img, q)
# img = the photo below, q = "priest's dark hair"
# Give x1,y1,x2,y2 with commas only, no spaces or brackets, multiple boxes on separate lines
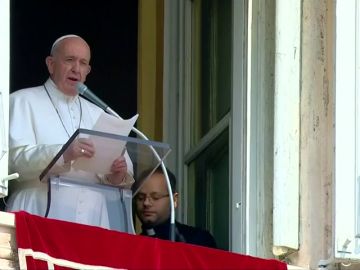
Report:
132,166,177,193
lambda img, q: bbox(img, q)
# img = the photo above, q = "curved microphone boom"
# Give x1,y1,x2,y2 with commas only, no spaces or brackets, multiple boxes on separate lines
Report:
75,82,176,242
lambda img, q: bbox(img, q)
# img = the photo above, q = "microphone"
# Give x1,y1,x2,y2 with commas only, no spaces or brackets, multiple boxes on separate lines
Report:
76,82,109,111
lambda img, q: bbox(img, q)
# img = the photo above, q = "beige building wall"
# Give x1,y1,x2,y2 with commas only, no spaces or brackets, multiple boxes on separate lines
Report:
286,1,360,269
287,0,334,268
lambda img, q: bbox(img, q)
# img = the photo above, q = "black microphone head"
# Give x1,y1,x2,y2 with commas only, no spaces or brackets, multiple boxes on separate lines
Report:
76,82,87,95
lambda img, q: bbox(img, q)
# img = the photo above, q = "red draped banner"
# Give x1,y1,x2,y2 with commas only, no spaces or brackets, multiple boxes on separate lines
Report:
14,211,287,270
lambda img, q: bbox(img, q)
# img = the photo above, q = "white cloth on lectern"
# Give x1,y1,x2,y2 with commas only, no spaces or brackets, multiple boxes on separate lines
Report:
6,78,133,229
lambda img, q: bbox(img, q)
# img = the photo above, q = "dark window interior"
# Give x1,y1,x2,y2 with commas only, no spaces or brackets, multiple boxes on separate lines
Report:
10,0,138,119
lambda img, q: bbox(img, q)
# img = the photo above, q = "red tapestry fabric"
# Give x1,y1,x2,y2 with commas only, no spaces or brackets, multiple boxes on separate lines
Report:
14,211,287,270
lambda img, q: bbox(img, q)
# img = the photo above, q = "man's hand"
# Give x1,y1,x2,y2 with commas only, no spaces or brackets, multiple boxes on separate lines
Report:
63,138,95,163
106,156,128,185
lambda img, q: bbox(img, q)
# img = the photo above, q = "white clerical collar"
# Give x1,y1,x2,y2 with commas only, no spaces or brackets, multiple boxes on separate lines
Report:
146,228,156,236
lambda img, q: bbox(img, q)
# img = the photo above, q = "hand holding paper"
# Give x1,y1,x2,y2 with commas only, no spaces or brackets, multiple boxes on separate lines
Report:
63,138,95,163
106,155,128,185
72,112,138,174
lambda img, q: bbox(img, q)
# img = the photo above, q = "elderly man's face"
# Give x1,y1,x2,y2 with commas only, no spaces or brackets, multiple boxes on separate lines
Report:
135,172,178,227
46,37,91,96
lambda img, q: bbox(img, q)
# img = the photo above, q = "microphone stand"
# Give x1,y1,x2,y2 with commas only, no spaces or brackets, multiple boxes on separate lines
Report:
106,107,176,242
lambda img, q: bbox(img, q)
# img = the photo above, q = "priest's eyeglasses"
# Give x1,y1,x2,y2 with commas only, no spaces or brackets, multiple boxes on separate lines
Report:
135,193,169,203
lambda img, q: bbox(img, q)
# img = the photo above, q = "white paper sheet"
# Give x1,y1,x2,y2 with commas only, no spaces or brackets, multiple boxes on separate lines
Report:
72,113,138,174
